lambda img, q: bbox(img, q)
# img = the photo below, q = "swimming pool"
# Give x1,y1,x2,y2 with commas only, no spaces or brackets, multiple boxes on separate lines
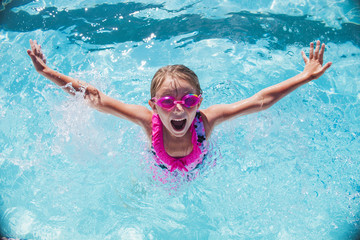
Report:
1,0,360,239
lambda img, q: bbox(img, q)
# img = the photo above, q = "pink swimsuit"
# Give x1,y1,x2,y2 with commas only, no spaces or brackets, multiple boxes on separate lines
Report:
151,111,208,172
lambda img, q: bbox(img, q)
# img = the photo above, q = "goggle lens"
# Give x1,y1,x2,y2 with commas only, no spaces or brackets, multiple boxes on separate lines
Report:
158,97,175,108
153,94,201,110
183,94,199,107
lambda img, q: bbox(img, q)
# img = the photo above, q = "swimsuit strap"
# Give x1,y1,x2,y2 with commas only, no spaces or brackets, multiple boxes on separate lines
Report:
186,111,208,171
151,111,207,172
193,111,207,152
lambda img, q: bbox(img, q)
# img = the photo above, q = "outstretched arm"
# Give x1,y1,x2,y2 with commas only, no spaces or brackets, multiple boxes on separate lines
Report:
27,40,152,136
27,40,92,95
202,40,332,136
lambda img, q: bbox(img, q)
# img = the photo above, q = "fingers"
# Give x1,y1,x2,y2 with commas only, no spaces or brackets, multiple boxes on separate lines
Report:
35,40,40,55
29,39,47,63
322,62,332,72
301,50,308,63
307,40,327,63
30,39,40,55
38,45,46,63
30,39,36,54
27,49,37,65
27,48,37,60
319,43,325,65
309,42,314,59
316,62,332,77
309,40,320,59
314,40,320,59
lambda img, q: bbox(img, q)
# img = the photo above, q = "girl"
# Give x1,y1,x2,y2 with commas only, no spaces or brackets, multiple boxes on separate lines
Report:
27,40,332,172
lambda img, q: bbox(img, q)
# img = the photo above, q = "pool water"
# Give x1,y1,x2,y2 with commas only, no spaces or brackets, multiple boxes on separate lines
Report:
1,0,360,239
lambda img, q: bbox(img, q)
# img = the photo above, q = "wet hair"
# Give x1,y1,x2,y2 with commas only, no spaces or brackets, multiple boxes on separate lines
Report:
150,65,202,98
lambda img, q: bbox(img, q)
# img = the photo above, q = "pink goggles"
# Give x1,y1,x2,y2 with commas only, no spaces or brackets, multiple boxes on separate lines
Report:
151,94,201,110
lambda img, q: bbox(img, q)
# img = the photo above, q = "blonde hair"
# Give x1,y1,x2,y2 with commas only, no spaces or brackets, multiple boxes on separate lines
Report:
150,65,202,98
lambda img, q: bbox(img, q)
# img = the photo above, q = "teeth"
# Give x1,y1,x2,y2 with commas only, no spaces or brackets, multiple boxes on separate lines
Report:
172,118,185,122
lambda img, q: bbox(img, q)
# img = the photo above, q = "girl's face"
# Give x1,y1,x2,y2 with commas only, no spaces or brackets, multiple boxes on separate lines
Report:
149,76,202,138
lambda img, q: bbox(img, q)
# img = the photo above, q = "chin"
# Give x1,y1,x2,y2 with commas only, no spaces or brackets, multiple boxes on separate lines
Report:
169,123,192,138
170,129,188,138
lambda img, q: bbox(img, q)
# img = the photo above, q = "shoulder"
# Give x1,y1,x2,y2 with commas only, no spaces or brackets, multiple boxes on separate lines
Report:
199,103,235,138
199,109,216,139
200,103,226,122
138,109,154,140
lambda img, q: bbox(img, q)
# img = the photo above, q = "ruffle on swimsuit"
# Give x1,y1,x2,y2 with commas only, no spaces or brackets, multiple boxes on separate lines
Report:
152,111,208,172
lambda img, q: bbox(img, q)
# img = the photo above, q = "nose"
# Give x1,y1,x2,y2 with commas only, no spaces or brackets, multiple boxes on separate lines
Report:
173,103,184,113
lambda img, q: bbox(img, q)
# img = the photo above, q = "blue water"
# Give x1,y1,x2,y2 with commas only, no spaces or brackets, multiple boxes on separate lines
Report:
1,0,360,239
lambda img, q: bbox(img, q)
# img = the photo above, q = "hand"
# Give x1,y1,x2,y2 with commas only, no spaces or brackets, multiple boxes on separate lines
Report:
27,39,48,73
301,40,332,80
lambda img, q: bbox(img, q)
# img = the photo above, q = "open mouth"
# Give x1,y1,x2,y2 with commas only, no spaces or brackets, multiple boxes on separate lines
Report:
171,118,187,131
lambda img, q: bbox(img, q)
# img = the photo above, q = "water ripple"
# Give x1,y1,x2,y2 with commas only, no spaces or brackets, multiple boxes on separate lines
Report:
1,2,359,50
